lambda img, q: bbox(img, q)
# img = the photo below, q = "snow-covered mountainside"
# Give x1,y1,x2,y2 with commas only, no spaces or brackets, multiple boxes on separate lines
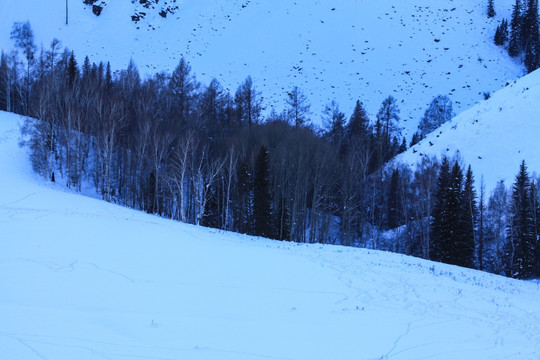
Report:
2,112,540,358
394,68,540,194
0,0,524,134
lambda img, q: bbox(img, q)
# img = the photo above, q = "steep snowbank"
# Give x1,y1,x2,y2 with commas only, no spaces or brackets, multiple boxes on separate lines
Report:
395,68,540,194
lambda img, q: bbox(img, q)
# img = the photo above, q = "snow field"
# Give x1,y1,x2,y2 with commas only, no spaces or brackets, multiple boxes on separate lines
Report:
1,111,540,359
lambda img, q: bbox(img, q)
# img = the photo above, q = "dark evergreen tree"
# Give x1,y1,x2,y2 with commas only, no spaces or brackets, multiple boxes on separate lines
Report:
495,19,510,46
233,159,253,234
387,168,401,229
507,161,536,278
523,0,540,73
67,51,79,88
431,157,451,262
508,0,523,57
529,179,540,275
488,0,496,18
202,184,221,229
457,165,477,268
253,145,272,237
446,161,465,265
410,131,421,147
347,99,371,146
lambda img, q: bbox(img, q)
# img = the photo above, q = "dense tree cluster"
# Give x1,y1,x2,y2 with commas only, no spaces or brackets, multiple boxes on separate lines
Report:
2,23,539,279
493,0,540,73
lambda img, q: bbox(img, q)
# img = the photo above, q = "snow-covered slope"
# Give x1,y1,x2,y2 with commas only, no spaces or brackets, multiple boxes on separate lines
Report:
2,112,540,358
0,0,524,134
395,68,540,194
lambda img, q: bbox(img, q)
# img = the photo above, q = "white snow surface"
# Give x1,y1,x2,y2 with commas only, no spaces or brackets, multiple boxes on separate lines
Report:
0,0,525,135
1,112,540,358
394,68,540,195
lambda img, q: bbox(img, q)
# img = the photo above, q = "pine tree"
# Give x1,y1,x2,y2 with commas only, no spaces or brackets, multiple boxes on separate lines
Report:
495,19,510,46
508,0,523,57
431,157,451,262
202,184,221,229
253,145,272,238
233,159,253,234
457,165,477,268
488,0,496,18
410,131,421,147
446,161,464,265
387,168,401,229
529,179,540,275
67,51,79,88
523,0,540,73
507,161,536,278
347,99,371,145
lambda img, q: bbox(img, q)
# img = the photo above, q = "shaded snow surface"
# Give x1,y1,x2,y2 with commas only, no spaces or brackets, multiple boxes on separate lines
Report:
0,0,525,135
1,111,540,358
394,68,540,195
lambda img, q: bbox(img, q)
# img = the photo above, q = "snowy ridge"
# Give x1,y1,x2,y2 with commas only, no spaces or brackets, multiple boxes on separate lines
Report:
1,111,540,358
394,68,540,194
0,0,524,134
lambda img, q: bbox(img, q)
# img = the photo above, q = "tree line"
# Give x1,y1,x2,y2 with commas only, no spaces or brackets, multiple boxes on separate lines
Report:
492,0,540,73
2,22,539,279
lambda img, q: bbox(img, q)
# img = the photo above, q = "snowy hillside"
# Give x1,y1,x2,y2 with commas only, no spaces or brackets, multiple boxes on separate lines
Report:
394,68,540,194
0,0,524,134
2,111,540,358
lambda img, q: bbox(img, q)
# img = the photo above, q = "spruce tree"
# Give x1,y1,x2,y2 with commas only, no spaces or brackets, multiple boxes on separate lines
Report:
253,145,272,238
508,0,523,57
488,0,496,18
202,184,220,229
495,19,510,46
457,165,477,268
233,159,253,234
431,157,451,262
67,51,79,88
507,161,536,278
387,168,401,229
347,99,371,146
446,161,464,265
523,0,540,73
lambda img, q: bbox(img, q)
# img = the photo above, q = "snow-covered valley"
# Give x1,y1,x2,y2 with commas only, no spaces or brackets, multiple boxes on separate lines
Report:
1,112,540,359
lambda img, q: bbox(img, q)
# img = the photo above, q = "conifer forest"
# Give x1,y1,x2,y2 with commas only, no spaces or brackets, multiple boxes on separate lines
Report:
2,2,540,281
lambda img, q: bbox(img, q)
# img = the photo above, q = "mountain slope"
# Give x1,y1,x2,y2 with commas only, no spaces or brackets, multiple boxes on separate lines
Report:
394,68,540,194
1,112,540,359
0,0,524,134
